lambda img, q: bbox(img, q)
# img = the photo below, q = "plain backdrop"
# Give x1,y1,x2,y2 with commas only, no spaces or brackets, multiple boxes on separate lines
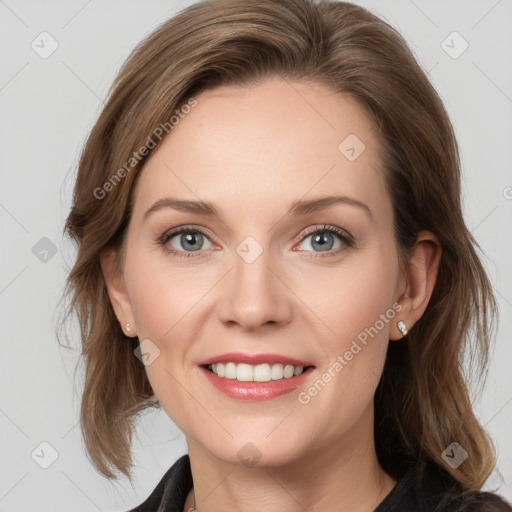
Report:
1,0,511,510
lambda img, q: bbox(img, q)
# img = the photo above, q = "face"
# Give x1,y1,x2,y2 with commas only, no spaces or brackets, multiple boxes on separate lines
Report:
109,77,408,468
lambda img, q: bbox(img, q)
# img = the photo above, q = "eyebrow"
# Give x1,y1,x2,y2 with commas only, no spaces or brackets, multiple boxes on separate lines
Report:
143,194,373,221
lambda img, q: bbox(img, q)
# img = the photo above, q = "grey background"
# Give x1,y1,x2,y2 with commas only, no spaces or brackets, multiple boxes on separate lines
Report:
0,0,511,510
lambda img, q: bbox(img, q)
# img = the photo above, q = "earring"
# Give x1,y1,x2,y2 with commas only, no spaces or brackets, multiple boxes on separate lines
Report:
126,323,131,333
397,320,407,336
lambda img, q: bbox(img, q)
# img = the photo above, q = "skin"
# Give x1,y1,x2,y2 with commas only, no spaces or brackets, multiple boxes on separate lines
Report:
101,76,441,511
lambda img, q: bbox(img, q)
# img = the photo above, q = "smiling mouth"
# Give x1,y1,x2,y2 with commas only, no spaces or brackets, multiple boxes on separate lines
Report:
202,362,315,382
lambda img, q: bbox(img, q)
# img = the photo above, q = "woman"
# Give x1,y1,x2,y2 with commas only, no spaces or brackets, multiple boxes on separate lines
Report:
59,0,512,510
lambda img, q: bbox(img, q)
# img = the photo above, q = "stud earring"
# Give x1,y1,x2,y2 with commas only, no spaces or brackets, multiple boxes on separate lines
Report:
397,320,407,336
126,323,131,333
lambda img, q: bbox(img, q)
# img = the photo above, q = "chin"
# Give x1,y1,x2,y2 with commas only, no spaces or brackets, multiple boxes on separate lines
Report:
198,434,306,469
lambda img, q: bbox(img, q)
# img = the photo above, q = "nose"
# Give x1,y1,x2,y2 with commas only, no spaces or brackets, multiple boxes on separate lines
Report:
217,242,293,331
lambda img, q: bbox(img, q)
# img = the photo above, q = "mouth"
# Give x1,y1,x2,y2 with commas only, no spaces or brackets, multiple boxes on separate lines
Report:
197,352,316,401
199,362,316,401
202,362,315,382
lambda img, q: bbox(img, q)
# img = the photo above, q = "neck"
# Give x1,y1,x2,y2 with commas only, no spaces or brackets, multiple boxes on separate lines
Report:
183,405,396,512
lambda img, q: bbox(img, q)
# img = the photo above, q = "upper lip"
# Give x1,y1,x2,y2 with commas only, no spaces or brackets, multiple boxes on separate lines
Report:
198,352,314,367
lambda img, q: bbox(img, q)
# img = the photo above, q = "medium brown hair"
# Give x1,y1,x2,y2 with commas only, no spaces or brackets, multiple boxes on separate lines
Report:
58,0,499,496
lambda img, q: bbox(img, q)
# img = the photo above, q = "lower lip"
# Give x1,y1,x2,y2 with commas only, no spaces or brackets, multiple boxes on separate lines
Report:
200,366,315,401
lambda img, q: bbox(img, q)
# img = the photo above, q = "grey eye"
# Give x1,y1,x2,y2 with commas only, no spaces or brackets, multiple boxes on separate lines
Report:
169,231,212,252
299,231,342,252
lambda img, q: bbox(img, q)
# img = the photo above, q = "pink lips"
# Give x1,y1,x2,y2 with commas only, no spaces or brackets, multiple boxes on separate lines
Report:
197,352,316,401
200,365,315,401
198,352,314,367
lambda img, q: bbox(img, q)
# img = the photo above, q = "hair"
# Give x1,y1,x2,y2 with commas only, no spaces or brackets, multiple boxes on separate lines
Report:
58,0,501,501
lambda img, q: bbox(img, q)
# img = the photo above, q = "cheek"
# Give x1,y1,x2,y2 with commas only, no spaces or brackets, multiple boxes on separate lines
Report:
310,251,398,346
125,247,212,343
309,248,399,404
295,257,398,433
125,257,201,427
123,251,217,411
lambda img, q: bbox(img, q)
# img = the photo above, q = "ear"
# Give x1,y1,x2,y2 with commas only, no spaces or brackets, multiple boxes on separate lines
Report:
100,247,137,337
390,230,442,340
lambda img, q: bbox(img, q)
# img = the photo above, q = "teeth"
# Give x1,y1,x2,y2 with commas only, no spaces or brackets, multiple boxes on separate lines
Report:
209,362,306,381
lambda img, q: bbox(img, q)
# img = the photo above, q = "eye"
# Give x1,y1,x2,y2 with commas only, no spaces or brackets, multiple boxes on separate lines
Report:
157,224,354,259
159,226,214,258
295,225,353,256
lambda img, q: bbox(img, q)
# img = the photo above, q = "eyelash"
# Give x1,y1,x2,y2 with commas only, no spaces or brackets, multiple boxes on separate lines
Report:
156,224,354,259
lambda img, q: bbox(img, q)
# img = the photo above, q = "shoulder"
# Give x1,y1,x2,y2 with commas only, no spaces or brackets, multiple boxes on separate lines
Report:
376,460,512,512
127,454,193,512
438,491,512,512
454,491,512,512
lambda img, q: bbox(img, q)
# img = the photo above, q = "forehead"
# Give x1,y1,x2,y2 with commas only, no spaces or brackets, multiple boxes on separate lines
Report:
132,77,390,223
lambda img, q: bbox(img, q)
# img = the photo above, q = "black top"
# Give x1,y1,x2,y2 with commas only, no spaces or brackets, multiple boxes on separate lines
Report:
128,454,512,512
